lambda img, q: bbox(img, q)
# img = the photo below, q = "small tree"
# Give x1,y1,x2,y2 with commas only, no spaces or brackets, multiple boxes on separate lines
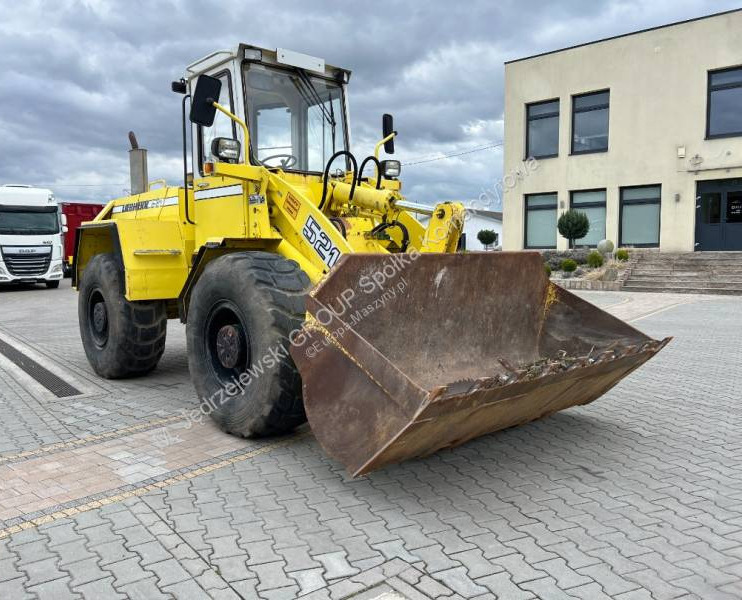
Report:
477,229,498,249
558,209,590,249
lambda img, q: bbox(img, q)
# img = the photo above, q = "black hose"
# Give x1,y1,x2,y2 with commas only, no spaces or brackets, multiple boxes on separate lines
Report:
371,220,409,252
357,156,383,189
329,217,347,238
319,151,358,211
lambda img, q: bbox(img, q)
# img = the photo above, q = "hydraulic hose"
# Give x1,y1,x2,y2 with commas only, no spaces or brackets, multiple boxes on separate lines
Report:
370,219,410,252
357,156,383,190
319,151,358,211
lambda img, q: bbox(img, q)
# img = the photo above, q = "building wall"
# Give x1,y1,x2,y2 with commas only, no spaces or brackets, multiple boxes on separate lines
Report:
503,11,742,252
463,213,503,250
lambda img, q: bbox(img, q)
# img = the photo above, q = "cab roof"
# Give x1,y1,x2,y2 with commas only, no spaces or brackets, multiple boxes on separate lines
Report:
185,43,351,83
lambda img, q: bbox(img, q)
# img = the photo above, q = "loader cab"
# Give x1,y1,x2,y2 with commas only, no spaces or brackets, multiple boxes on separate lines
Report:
188,45,351,175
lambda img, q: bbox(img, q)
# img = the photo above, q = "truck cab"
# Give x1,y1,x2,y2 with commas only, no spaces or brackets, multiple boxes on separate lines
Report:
0,185,65,288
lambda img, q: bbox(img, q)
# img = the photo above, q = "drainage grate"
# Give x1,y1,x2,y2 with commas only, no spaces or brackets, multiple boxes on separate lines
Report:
0,338,81,398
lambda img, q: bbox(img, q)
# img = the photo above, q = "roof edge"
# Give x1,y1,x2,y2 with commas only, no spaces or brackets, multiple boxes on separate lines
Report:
505,8,742,65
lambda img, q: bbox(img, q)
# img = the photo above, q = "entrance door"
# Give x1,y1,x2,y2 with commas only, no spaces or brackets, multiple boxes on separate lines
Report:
696,179,742,251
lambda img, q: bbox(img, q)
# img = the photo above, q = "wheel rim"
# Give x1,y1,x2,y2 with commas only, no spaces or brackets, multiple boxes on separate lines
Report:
88,289,109,348
205,301,251,386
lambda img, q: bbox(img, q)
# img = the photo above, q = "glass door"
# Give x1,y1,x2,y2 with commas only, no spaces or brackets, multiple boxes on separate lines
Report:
696,179,742,251
724,190,742,251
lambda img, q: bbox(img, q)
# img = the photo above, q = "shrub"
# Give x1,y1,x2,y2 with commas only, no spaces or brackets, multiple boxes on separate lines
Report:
616,248,630,262
587,250,604,268
477,229,498,247
544,263,552,276
541,250,590,270
557,209,590,248
560,258,578,272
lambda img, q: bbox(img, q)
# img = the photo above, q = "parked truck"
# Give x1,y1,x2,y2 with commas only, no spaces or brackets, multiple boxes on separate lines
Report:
0,185,65,288
60,203,104,276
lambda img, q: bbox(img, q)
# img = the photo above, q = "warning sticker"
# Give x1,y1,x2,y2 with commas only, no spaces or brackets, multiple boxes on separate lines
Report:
284,193,301,219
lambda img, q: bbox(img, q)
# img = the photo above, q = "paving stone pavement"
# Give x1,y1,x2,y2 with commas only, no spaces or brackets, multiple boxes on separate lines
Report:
0,281,741,598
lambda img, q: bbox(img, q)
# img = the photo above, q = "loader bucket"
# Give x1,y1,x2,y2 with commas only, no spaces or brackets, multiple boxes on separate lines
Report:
290,252,670,477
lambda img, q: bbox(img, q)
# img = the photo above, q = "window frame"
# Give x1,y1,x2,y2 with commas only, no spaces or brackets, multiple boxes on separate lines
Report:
706,65,742,140
524,192,558,250
619,184,662,248
525,98,560,160
240,59,351,175
197,69,237,177
570,89,610,155
569,188,607,248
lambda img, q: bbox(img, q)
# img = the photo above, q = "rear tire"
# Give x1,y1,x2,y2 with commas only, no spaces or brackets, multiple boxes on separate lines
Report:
45,280,60,289
186,251,310,437
78,253,167,378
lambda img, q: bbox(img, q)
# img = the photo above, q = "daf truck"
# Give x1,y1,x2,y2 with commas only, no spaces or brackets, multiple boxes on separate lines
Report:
0,185,65,288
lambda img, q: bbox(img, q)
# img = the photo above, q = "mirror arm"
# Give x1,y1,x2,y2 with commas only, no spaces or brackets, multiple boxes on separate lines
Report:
374,131,397,160
212,102,250,164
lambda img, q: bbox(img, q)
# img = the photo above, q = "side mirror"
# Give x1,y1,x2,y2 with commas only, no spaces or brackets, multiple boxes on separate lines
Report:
190,75,222,127
382,113,395,154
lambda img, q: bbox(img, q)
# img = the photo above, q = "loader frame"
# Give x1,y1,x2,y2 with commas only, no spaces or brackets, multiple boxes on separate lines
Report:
74,44,466,318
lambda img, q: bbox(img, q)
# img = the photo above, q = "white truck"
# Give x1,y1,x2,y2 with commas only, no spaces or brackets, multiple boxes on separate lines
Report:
0,185,65,288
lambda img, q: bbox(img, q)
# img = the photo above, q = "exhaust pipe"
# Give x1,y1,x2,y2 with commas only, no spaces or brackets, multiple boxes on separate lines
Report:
128,131,148,195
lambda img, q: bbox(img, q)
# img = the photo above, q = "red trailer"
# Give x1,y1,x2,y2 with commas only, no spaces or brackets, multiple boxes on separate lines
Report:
60,202,105,276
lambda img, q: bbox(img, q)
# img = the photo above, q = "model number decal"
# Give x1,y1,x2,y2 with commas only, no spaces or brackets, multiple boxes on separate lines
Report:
302,215,340,268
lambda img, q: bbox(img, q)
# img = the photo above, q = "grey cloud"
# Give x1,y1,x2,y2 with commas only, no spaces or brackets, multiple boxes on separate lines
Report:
0,0,736,204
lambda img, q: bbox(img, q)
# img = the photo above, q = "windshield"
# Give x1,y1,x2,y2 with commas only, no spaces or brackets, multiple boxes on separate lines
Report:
0,208,59,235
244,64,347,172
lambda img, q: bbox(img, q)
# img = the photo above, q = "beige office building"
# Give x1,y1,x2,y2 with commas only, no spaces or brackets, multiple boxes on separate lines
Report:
502,9,742,253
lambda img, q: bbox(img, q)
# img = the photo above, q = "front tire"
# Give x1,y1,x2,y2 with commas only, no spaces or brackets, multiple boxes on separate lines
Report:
78,253,167,378
186,252,310,437
45,280,60,289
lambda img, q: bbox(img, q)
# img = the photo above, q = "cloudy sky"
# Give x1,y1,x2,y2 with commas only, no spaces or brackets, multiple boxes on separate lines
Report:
0,0,737,206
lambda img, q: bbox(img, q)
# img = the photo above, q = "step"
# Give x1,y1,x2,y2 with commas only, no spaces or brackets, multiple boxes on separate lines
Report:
635,252,742,259
638,258,742,265
626,278,742,288
631,269,742,281
631,268,742,275
623,284,742,295
630,270,742,281
631,264,742,274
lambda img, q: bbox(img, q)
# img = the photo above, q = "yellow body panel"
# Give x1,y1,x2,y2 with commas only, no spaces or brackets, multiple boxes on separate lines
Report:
116,220,189,300
75,160,465,310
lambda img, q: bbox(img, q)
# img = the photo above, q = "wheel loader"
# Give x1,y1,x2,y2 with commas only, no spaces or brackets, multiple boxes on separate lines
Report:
73,44,670,476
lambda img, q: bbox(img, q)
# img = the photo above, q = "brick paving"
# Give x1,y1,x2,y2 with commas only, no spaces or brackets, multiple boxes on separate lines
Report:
0,280,740,598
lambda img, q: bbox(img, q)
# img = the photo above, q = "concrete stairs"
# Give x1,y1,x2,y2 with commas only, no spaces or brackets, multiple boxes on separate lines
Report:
623,252,742,295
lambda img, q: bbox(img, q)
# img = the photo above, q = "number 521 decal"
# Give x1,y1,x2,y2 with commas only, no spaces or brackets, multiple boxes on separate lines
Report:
302,215,341,268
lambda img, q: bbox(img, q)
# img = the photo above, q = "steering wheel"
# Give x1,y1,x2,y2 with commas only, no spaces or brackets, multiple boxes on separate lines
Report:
260,154,298,169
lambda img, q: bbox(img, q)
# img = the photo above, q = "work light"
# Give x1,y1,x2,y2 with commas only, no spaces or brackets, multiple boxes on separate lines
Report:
381,160,401,179
211,138,241,163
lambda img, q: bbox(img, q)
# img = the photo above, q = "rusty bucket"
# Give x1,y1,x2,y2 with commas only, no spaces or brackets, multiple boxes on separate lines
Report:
290,252,670,477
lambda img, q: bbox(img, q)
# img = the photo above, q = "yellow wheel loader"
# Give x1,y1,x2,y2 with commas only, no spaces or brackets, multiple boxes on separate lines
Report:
73,44,669,476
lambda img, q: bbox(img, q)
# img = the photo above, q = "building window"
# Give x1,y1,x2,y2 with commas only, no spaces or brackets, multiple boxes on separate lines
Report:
526,99,559,158
707,67,742,138
570,189,606,247
525,193,557,249
571,90,609,154
620,185,661,247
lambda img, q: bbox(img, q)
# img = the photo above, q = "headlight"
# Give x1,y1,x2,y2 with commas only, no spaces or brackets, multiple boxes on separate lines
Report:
211,137,241,163
381,160,401,179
